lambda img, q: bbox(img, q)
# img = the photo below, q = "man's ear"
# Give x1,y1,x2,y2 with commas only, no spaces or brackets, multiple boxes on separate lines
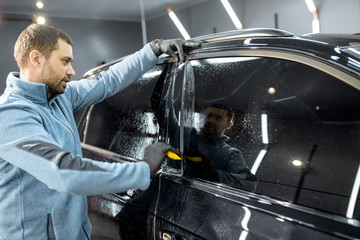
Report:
226,119,234,130
29,50,45,69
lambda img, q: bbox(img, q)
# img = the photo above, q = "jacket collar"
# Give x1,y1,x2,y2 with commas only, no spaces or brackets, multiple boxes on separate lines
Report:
5,72,50,104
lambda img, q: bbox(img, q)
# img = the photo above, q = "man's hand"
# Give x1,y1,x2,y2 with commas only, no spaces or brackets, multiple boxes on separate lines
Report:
183,148,219,181
143,142,174,176
151,38,202,62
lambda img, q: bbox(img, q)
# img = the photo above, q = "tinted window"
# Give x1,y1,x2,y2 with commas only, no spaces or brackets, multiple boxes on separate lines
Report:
181,56,360,218
79,65,166,160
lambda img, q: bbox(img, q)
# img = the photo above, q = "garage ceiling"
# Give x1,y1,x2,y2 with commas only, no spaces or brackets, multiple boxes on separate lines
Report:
0,0,207,22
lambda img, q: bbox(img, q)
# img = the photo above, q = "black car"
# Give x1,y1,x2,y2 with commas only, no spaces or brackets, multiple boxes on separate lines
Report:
74,28,360,240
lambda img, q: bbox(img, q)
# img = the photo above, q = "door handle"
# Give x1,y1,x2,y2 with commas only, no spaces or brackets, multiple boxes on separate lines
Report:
161,232,175,240
159,231,188,240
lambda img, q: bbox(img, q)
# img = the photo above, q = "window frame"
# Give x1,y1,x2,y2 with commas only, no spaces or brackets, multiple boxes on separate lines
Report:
172,48,360,221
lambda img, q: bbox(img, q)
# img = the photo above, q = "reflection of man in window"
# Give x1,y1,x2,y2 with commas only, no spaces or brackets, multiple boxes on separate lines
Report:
200,104,234,141
183,104,257,191
152,74,257,191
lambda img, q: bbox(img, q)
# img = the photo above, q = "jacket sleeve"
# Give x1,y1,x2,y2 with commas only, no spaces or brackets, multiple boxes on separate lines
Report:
68,43,159,112
216,149,258,191
0,141,151,195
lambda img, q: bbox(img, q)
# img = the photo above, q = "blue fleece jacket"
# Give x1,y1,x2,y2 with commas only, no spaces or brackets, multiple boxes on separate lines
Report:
0,43,158,240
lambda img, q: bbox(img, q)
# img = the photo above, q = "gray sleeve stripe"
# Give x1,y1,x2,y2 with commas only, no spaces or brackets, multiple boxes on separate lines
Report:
17,141,106,172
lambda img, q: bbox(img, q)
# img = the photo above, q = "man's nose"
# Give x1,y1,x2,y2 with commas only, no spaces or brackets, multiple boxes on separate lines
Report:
67,65,76,77
206,116,216,124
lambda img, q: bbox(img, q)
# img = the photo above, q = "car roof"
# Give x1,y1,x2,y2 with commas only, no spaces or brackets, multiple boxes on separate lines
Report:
193,28,360,47
83,28,360,78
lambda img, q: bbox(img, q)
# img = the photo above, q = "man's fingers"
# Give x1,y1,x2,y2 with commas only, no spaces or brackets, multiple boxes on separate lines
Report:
172,40,185,62
155,38,202,62
184,40,203,48
165,48,179,62
154,142,174,153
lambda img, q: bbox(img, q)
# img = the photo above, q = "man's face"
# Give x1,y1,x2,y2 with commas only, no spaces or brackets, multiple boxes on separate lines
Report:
200,107,232,139
40,39,75,99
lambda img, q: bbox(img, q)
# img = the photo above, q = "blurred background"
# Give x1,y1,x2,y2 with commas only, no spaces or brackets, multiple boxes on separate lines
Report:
0,0,358,92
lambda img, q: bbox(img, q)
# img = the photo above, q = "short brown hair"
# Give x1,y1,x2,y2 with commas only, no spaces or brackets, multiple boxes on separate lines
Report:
14,24,73,69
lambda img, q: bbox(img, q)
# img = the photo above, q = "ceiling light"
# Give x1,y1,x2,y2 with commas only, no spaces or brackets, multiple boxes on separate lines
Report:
36,1,44,9
304,0,320,33
220,0,243,29
305,0,316,13
312,18,320,33
36,16,46,24
166,6,191,40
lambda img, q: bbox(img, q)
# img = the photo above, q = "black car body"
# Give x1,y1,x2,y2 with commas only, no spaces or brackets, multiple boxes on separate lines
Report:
75,28,360,240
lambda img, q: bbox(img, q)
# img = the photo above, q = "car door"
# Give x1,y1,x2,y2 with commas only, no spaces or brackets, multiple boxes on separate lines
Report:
75,46,360,240
74,62,171,240
148,48,360,239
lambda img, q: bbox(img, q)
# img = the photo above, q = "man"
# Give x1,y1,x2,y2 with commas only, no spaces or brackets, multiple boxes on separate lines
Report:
0,24,200,239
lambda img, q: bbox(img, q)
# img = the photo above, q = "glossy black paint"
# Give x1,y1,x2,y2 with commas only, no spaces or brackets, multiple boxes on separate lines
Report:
76,29,360,240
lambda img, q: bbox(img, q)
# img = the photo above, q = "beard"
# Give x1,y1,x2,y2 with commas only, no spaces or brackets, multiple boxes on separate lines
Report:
41,63,69,97
199,122,221,142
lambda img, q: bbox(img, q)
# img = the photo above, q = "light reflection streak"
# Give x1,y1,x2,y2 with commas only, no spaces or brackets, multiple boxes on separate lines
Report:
348,57,360,69
250,112,269,175
348,47,360,56
142,70,162,79
273,96,296,103
241,207,251,231
261,114,269,144
346,163,360,218
238,206,251,240
251,149,267,175
206,57,259,64
334,47,341,54
331,55,340,61
239,230,248,240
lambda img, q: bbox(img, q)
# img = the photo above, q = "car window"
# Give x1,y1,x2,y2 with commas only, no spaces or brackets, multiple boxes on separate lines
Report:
180,56,360,219
77,65,166,160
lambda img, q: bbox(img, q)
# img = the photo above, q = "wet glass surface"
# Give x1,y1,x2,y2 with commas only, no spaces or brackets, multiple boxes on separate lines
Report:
178,56,360,218
81,65,165,159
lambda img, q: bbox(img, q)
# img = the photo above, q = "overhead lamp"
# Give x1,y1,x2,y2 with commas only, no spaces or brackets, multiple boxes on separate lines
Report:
220,0,243,29
36,0,44,9
304,0,320,33
36,16,46,24
166,6,191,40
